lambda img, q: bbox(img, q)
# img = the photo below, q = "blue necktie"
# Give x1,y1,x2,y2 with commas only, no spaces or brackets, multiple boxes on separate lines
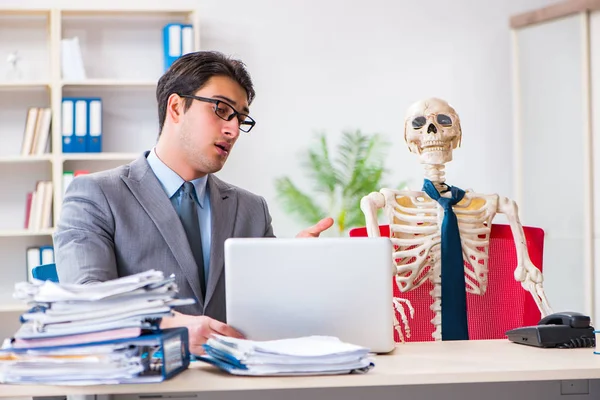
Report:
422,179,469,341
177,182,207,301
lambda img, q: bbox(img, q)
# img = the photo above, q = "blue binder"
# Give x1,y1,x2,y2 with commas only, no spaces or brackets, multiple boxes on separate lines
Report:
163,23,194,71
61,99,75,153
62,97,87,153
38,245,54,266
86,98,102,153
2,327,190,383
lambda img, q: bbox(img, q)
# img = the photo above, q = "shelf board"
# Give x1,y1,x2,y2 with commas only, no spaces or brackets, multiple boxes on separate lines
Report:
0,81,50,90
60,8,194,16
0,229,54,237
62,79,157,88
0,303,28,313
0,9,50,16
0,155,52,163
61,152,140,161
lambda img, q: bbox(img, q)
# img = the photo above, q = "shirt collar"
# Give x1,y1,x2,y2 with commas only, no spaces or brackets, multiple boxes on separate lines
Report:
146,147,208,208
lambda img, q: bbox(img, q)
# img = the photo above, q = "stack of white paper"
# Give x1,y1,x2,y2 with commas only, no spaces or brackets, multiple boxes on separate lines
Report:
0,270,195,385
10,269,194,341
199,335,374,376
0,343,144,385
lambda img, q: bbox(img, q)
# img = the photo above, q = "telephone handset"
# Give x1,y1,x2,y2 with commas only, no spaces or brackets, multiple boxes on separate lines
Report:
506,311,595,348
538,311,591,329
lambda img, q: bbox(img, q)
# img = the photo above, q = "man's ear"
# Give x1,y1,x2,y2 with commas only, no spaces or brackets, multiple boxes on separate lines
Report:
166,93,184,124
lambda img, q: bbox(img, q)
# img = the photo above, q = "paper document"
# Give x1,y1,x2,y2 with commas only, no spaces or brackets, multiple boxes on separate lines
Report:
1,271,194,385
198,335,374,376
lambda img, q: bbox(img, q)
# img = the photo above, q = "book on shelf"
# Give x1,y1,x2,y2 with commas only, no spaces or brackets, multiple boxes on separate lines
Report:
20,107,52,156
25,180,53,231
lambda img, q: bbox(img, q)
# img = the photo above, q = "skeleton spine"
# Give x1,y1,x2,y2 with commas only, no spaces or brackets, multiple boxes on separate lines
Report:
424,164,445,183
430,268,442,340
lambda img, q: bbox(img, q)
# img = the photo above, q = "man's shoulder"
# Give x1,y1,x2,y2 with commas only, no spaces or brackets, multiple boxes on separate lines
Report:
77,163,131,187
210,174,264,202
76,153,148,185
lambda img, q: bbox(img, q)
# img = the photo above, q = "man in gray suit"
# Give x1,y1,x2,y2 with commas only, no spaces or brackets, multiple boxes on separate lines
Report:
54,51,333,355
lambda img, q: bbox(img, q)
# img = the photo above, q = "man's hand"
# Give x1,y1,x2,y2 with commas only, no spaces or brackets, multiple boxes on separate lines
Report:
296,217,334,238
160,312,244,355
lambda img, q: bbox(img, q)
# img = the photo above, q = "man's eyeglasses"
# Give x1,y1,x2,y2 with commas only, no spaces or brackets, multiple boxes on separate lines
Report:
179,94,256,133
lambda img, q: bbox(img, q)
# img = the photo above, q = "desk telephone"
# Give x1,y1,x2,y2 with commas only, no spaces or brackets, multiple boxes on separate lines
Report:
506,311,596,348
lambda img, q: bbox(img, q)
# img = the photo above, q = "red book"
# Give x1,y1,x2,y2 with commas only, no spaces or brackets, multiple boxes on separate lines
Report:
74,170,90,177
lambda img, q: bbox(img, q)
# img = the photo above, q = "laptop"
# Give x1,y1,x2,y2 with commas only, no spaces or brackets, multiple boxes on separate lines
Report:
224,237,395,353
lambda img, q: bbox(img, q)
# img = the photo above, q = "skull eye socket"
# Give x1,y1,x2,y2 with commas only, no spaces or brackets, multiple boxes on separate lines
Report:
412,116,426,129
437,114,452,127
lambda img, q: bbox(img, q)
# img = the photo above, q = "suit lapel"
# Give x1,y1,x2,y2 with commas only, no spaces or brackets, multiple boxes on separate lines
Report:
205,175,237,305
121,153,204,307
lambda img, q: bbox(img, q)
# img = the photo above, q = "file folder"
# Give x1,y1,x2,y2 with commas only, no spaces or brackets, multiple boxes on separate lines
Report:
163,23,182,71
181,25,194,55
63,98,88,153
39,246,54,266
25,247,40,282
87,98,102,152
1,327,190,384
61,99,75,153
74,99,87,153
163,23,194,71
108,327,191,383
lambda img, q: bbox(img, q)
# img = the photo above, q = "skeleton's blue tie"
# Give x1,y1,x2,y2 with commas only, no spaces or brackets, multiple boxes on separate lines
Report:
422,178,469,341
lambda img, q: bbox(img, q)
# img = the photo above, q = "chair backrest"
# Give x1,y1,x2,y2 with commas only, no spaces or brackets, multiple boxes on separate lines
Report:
32,263,59,283
349,224,544,342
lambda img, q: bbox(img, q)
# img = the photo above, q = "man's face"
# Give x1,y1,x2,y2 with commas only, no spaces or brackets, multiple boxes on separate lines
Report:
178,76,250,175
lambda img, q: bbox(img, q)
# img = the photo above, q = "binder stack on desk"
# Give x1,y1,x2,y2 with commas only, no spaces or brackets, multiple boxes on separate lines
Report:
199,335,375,376
0,270,194,385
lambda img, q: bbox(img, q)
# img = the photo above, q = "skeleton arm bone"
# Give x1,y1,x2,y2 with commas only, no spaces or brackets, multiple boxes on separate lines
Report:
497,196,553,317
360,191,416,341
360,192,385,237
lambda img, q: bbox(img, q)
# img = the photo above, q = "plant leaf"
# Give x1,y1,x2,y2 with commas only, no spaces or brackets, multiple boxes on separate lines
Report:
302,133,339,195
274,176,326,225
273,129,405,235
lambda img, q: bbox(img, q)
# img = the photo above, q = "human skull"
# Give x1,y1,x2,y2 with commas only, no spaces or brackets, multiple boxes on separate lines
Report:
404,98,461,165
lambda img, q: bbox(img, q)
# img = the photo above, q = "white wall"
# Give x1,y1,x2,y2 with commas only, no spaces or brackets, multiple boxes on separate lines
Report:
194,0,561,237
515,14,587,316
0,0,560,237
0,0,572,317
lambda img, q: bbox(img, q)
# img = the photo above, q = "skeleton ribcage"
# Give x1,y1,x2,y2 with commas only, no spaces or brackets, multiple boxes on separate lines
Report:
381,189,498,295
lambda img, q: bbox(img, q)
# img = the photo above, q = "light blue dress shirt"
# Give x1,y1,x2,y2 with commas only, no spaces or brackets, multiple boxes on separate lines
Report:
146,148,212,282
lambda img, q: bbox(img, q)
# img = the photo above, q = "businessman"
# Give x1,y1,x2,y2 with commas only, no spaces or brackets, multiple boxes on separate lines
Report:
54,51,334,355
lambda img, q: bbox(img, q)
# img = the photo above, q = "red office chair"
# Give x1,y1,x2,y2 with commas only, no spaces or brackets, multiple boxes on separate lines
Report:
349,224,544,342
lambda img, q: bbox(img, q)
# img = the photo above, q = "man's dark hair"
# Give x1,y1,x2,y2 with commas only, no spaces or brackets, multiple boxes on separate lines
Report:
156,51,255,133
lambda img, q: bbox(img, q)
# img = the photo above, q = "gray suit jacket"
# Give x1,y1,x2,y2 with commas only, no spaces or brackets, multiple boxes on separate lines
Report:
54,151,275,322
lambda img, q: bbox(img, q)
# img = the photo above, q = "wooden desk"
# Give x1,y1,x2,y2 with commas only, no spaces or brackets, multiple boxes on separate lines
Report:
1,339,599,398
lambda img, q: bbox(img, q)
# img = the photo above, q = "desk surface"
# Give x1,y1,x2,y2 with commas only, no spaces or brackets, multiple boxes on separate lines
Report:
1,339,599,397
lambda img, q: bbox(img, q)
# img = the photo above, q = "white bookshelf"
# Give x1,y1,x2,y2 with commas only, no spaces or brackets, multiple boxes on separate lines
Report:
0,3,200,312
0,81,51,89
61,79,157,87
60,152,140,161
0,229,55,237
0,155,53,163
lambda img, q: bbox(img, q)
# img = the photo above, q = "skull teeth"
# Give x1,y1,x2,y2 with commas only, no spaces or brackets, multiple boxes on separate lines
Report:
423,141,446,147
421,141,448,152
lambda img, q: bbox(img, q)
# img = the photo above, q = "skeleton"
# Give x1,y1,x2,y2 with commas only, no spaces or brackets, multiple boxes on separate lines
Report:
360,98,553,341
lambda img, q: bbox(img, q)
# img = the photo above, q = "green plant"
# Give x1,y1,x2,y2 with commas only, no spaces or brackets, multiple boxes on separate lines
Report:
275,129,405,235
